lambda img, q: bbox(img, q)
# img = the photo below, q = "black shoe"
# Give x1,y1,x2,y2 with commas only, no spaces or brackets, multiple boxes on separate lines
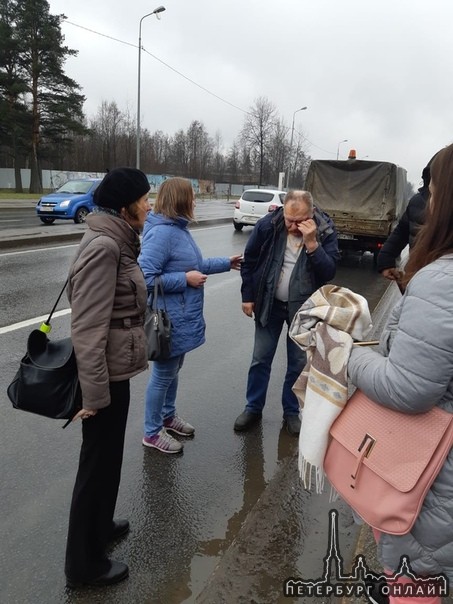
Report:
284,415,301,435
110,519,130,541
66,559,129,588
234,411,262,431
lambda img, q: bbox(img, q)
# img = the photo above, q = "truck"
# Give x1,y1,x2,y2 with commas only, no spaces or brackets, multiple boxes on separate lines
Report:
304,155,408,260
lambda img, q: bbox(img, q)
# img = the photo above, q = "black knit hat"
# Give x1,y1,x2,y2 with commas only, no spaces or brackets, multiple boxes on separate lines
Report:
422,151,441,187
94,167,150,211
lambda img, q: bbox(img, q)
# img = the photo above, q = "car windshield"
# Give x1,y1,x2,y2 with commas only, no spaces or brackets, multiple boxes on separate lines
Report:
242,191,275,203
57,181,93,195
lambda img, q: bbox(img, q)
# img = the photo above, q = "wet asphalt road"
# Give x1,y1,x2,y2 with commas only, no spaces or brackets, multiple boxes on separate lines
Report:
0,215,390,604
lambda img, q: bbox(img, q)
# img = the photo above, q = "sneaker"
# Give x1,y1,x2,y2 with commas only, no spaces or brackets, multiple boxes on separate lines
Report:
164,415,195,436
142,429,183,454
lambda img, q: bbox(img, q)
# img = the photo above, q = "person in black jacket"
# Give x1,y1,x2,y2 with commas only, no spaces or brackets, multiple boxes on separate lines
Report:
234,190,340,435
377,164,431,282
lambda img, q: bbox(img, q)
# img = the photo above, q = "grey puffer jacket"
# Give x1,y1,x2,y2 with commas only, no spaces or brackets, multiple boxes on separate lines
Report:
68,213,148,410
348,253,453,581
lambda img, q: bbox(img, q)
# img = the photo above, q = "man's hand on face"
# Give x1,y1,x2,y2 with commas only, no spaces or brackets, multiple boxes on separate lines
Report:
297,218,318,252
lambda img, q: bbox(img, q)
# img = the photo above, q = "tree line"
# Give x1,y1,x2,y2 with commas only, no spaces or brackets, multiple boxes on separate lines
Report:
0,0,310,192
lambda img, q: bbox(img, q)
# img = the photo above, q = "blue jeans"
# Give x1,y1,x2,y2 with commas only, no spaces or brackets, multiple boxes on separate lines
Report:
245,299,306,416
144,354,185,437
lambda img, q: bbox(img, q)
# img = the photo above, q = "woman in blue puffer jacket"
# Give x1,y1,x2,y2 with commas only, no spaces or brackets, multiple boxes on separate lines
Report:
139,177,242,454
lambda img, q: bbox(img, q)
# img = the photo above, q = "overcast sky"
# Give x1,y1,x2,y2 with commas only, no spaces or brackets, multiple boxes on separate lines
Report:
47,0,453,187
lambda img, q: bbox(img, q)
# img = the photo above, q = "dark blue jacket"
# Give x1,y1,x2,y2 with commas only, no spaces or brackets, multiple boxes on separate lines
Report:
241,207,340,326
377,186,428,272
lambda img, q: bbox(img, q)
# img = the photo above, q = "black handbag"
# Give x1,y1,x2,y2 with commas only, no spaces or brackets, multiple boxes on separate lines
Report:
7,279,82,428
144,277,172,361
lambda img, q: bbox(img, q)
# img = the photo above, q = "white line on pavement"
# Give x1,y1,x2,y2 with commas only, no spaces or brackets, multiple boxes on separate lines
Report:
0,308,71,334
0,244,79,257
0,225,229,257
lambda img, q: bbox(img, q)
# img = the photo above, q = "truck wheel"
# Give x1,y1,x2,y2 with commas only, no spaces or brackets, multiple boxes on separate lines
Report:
39,217,55,225
74,207,89,224
233,222,244,231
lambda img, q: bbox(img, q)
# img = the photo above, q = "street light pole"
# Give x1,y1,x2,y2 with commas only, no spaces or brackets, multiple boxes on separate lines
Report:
336,139,348,161
286,106,307,189
136,5,166,170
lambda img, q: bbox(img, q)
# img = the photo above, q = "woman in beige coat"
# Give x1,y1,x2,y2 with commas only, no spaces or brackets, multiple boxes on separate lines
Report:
65,168,150,588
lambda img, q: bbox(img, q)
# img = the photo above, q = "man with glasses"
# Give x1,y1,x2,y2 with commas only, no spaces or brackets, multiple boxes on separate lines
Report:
234,190,340,435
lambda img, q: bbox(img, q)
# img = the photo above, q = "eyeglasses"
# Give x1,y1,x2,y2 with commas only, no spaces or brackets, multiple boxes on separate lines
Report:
283,215,311,225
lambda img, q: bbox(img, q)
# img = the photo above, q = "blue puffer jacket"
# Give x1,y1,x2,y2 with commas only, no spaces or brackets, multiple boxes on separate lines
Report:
139,212,231,357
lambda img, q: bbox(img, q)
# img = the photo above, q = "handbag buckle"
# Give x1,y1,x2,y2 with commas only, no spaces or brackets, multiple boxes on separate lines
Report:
358,433,376,458
350,433,376,487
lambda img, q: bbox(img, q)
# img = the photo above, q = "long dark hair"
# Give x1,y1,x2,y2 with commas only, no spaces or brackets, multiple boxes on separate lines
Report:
402,144,453,288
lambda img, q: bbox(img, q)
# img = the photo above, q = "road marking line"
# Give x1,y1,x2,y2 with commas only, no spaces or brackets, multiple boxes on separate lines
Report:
0,224,230,256
0,308,71,334
0,244,79,257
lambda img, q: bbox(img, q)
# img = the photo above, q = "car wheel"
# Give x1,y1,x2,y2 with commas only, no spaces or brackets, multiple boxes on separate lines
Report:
39,217,55,225
74,207,89,224
233,222,244,231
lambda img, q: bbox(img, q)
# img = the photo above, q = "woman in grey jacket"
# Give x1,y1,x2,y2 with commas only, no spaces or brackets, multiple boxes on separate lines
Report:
348,144,453,603
65,168,150,588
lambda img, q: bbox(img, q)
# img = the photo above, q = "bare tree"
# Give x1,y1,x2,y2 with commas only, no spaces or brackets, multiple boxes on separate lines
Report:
186,120,213,179
291,129,311,187
226,140,240,182
212,130,225,181
149,130,170,173
240,97,277,186
267,117,288,186
93,100,124,169
171,129,188,176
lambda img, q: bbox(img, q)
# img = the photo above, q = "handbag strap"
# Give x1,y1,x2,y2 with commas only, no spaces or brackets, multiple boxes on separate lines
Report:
40,235,106,334
39,278,69,334
153,277,167,312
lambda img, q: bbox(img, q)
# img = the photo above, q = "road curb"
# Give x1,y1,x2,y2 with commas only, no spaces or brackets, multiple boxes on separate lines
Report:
0,217,233,251
0,232,85,250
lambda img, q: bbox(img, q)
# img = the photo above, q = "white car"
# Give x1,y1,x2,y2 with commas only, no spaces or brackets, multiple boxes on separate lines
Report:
233,188,286,230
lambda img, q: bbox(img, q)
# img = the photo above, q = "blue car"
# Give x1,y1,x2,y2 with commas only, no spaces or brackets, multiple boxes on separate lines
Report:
36,178,102,224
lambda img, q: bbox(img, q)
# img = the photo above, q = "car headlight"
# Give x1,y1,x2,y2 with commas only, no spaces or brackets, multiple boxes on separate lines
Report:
59,199,71,208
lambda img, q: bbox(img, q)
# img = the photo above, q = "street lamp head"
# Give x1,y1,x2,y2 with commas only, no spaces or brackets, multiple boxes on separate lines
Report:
286,105,308,189
136,5,166,169
336,139,349,161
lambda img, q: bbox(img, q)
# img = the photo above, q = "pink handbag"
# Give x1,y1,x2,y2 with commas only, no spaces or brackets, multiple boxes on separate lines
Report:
323,389,453,535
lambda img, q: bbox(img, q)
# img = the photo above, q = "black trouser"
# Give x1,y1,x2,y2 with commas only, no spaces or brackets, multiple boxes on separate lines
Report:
65,380,130,581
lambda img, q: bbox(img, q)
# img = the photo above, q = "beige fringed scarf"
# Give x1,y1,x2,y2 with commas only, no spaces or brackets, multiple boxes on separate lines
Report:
289,284,372,493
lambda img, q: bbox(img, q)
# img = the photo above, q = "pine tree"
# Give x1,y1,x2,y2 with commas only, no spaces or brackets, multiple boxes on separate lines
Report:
1,0,87,192
0,0,30,191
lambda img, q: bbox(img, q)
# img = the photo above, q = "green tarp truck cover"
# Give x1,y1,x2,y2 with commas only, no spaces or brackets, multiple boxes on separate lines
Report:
305,159,407,222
